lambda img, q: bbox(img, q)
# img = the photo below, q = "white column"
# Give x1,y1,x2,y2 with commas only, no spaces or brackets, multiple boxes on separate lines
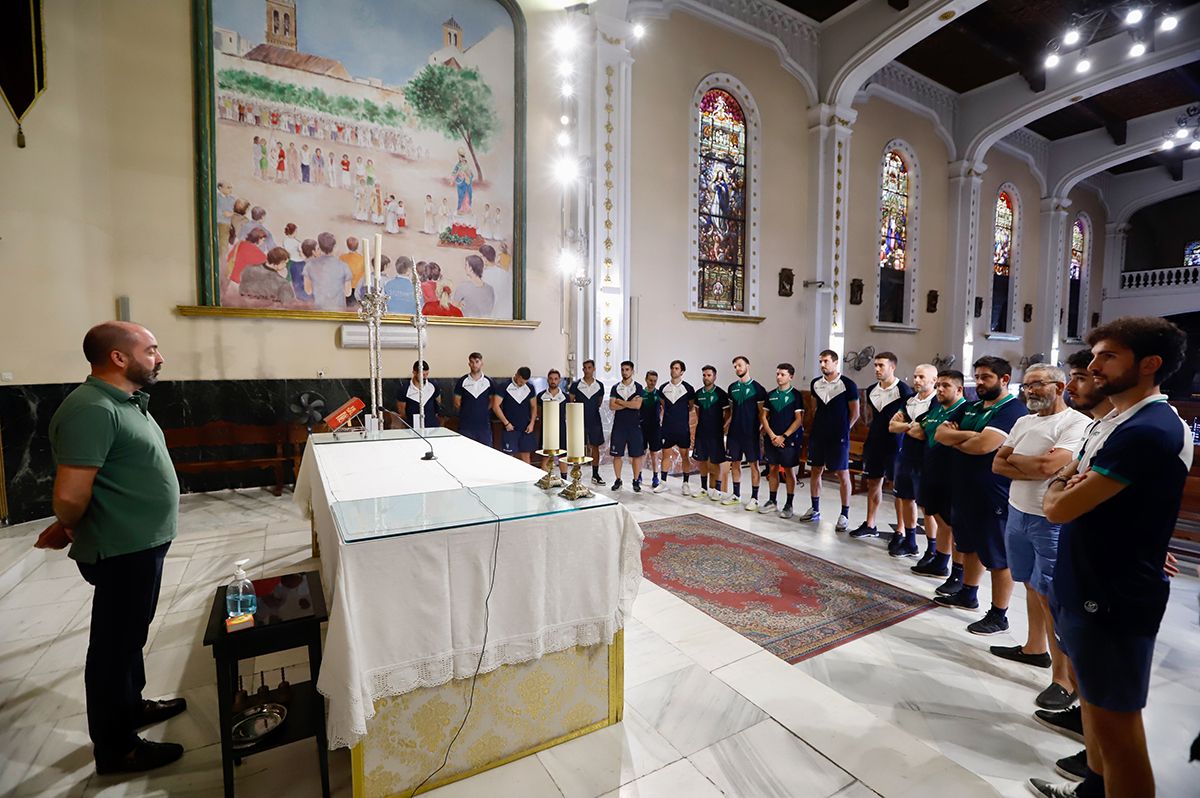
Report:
1034,196,1070,365
803,104,856,381
590,17,634,380
945,159,986,370
1099,222,1130,323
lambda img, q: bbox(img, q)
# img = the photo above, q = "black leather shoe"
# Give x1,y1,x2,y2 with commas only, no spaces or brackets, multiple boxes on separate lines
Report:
1036,683,1077,711
137,697,188,729
95,737,184,775
989,644,1052,668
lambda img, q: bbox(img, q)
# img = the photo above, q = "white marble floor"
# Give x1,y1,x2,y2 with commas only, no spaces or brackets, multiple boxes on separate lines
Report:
1,473,1196,797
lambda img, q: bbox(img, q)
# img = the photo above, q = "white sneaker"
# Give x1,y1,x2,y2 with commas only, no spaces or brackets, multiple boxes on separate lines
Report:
652,482,668,494
835,514,849,532
720,493,741,506
681,483,692,496
744,498,759,511
708,488,722,501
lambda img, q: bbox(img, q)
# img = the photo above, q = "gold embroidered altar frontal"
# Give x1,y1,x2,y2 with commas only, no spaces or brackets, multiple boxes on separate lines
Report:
352,631,623,798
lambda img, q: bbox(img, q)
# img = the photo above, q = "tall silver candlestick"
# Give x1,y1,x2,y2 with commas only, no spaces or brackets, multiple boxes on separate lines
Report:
410,258,428,429
357,284,387,431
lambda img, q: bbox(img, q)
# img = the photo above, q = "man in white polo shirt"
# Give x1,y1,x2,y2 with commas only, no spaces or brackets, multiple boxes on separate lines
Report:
989,364,1089,711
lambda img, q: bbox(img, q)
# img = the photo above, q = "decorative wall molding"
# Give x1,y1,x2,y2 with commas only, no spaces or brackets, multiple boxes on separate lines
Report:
995,127,1050,195
874,139,922,328
688,72,763,317
863,63,956,148
629,0,819,102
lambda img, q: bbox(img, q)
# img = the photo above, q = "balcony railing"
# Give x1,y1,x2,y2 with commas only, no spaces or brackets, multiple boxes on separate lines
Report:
1120,266,1200,292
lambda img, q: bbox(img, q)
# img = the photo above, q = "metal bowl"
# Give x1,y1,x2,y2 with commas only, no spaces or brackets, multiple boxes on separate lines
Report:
230,702,288,749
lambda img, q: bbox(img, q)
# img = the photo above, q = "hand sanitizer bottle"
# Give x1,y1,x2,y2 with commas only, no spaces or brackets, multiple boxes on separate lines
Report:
225,559,257,618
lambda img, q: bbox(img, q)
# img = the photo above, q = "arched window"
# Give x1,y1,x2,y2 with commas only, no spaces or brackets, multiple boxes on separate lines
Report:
990,190,1016,333
697,89,747,312
1068,215,1090,340
872,140,920,325
272,10,280,34
283,13,291,36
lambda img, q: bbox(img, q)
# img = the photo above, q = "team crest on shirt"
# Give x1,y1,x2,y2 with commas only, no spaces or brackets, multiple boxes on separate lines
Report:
541,389,566,404
460,375,491,398
616,380,638,400
406,381,435,405
906,393,933,420
506,382,532,403
869,381,901,412
575,379,602,399
812,377,846,404
769,389,797,412
661,381,688,403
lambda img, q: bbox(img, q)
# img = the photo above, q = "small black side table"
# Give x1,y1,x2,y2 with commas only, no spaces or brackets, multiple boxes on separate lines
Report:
203,570,331,798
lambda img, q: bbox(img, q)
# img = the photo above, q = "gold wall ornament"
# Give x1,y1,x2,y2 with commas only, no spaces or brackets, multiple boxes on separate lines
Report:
0,0,47,148
176,305,540,328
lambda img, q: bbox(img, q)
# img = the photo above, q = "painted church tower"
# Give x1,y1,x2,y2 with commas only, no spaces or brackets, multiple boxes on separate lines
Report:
442,17,463,51
266,0,297,50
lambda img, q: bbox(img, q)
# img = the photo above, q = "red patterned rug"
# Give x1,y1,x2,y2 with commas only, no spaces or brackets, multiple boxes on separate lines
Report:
640,514,935,663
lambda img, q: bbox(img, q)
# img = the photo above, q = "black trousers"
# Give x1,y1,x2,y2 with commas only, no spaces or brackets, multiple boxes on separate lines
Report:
76,541,170,758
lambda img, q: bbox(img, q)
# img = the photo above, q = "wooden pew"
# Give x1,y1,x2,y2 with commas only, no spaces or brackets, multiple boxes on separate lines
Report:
164,421,292,497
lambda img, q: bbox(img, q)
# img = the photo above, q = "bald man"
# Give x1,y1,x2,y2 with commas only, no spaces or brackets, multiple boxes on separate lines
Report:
887,364,938,559
46,322,186,773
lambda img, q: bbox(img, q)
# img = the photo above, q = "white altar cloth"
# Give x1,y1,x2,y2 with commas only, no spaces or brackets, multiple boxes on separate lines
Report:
293,431,644,749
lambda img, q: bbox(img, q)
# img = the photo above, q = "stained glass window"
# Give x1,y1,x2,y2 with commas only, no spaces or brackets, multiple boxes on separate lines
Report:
1068,218,1086,339
878,151,909,323
698,89,747,312
1185,241,1200,267
990,191,1014,333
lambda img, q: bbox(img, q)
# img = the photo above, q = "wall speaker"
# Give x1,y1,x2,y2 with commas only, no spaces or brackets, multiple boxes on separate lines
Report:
116,296,131,321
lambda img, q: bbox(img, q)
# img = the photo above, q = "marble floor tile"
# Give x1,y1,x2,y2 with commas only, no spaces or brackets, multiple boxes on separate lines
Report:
0,633,60,681
0,599,87,643
7,667,88,728
142,642,219,698
230,743,354,798
264,529,314,550
536,706,682,798
9,711,93,798
23,556,87,582
688,719,855,798
141,684,222,753
82,742,228,797
33,626,91,673
421,752,563,798
634,599,762,672
0,716,58,796
147,608,211,654
622,618,696,689
0,574,92,611
598,759,723,798
625,664,767,757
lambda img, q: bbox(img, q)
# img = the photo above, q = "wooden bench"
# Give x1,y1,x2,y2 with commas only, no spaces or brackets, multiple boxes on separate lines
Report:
164,421,292,497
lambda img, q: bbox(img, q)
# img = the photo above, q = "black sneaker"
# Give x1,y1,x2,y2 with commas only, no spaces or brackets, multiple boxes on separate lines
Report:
966,608,1010,635
1032,706,1084,743
632,480,642,493
611,479,623,492
989,645,1052,668
95,738,184,775
1054,749,1087,782
911,558,949,577
1026,779,1079,797
886,531,903,554
849,523,879,539
891,538,920,558
591,474,606,486
934,572,963,595
1036,683,1077,711
933,587,979,610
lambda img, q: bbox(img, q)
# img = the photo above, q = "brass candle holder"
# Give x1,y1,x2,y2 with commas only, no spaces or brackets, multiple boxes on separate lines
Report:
535,448,566,489
559,456,594,500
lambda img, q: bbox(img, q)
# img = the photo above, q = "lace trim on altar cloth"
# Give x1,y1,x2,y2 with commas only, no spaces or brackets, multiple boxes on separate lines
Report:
320,615,626,750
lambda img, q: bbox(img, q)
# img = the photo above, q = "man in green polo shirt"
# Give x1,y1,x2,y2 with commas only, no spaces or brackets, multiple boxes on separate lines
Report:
47,321,186,774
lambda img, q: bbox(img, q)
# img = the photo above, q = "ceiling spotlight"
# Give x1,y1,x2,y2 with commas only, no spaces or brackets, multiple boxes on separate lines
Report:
1129,41,1146,57
1160,13,1178,31
1124,7,1144,24
1075,53,1092,73
556,130,570,147
552,24,577,54
557,60,573,78
560,114,570,125
560,81,573,98
558,249,580,275
553,156,579,184
1063,28,1081,45
1163,139,1176,150
1190,140,1200,151
1176,127,1189,139
1045,52,1061,68
632,22,646,39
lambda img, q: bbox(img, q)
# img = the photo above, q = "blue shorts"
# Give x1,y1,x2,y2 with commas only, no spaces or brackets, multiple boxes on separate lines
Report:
502,429,537,454
950,503,1008,570
762,441,800,468
610,423,645,457
863,440,897,480
693,432,726,464
1005,507,1061,596
641,423,663,452
459,424,493,447
584,422,605,447
661,428,691,450
892,459,921,500
808,435,849,471
1052,602,1157,712
725,432,761,463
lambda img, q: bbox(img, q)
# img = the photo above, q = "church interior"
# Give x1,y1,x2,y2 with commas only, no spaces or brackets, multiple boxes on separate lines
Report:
1,0,1199,796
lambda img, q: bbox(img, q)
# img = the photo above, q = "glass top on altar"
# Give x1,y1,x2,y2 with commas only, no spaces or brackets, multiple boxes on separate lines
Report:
309,427,460,446
330,482,617,543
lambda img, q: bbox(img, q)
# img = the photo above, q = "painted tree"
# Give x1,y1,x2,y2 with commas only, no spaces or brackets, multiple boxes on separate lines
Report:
405,64,497,180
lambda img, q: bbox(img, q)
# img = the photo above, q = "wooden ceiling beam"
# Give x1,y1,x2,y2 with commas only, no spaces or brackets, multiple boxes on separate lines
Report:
951,12,1045,92
888,0,910,9
1076,98,1128,145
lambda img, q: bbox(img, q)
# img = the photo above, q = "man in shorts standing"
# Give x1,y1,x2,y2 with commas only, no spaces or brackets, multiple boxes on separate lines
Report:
758,363,804,518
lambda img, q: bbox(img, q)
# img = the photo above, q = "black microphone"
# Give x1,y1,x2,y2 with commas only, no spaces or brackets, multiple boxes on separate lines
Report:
382,408,437,461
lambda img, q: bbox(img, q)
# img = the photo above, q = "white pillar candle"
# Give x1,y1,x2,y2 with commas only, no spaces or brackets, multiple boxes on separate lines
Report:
374,233,383,287
565,403,584,458
362,237,372,291
542,400,560,451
